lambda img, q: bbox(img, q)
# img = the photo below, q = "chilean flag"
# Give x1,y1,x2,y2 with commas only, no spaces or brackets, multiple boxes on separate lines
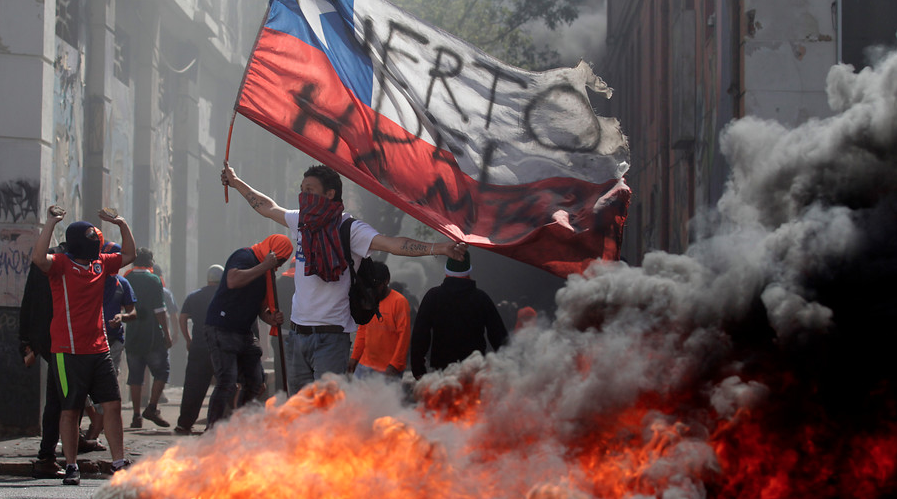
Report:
235,0,631,277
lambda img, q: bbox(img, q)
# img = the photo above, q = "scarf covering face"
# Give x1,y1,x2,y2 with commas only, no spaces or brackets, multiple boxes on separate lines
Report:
297,192,347,283
65,221,102,261
250,234,294,335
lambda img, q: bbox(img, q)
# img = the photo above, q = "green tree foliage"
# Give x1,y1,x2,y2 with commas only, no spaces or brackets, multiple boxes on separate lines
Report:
391,0,585,70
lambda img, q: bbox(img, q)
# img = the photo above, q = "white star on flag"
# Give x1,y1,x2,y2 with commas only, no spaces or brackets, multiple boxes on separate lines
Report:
296,0,336,49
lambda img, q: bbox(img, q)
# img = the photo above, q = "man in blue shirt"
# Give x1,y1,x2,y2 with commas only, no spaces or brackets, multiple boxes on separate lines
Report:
204,234,292,429
101,242,137,374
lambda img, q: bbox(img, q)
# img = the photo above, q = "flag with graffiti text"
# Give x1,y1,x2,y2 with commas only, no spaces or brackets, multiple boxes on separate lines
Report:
235,0,631,277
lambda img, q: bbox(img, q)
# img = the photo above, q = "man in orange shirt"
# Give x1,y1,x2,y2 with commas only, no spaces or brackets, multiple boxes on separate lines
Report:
347,262,410,379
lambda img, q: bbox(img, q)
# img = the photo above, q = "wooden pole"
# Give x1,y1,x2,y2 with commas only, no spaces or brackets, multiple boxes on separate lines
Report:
223,112,237,203
269,267,289,392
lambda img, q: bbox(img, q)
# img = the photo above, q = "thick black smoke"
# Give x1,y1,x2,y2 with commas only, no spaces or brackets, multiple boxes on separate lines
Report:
555,50,897,401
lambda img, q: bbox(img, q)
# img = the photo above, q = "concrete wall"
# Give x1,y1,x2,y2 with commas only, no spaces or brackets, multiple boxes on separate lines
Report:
742,0,837,126
0,0,275,435
0,0,57,435
606,0,843,265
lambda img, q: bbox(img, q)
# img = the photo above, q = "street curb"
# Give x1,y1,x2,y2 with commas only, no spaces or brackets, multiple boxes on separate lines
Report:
0,460,35,477
0,457,114,478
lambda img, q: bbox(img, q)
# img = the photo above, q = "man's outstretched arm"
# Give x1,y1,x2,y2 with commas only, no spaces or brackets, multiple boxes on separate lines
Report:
222,162,288,227
370,236,468,261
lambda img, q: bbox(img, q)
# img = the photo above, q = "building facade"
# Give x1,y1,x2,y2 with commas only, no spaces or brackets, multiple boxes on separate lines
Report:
602,0,897,264
0,0,308,433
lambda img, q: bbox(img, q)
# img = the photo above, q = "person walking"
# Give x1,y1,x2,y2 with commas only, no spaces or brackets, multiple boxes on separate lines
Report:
173,264,224,435
347,262,411,380
410,252,508,380
31,206,136,485
221,163,467,394
204,235,292,429
153,264,182,391
125,248,172,429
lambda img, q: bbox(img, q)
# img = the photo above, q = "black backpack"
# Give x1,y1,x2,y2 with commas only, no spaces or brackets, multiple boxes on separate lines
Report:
339,218,382,325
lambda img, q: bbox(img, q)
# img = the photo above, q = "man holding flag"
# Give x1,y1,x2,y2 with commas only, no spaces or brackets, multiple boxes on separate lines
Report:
222,164,466,394
229,0,630,279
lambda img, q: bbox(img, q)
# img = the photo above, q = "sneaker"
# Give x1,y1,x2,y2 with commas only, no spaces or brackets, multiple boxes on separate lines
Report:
32,457,64,479
62,465,80,485
142,407,170,428
173,425,193,436
111,459,132,473
130,415,143,429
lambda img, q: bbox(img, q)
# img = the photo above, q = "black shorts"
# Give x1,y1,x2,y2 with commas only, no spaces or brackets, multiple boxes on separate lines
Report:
50,352,121,411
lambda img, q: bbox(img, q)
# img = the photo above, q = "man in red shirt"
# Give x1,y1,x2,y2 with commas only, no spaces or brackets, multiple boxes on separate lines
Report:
31,206,136,485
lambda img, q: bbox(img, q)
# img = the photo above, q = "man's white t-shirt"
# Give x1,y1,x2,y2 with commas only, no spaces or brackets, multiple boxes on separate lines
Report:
284,211,379,332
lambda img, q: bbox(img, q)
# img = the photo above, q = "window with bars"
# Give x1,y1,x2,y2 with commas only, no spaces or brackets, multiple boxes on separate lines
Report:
56,0,81,46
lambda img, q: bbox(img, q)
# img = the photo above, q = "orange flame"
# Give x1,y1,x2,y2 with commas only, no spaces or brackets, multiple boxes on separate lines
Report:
710,409,897,499
96,369,897,499
103,380,477,499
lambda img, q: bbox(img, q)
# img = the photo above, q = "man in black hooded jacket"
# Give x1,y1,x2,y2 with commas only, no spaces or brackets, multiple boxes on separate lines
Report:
19,244,65,478
410,252,508,379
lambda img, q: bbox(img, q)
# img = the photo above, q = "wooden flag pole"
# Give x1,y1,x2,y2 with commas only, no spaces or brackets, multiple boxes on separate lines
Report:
269,267,289,392
223,111,237,203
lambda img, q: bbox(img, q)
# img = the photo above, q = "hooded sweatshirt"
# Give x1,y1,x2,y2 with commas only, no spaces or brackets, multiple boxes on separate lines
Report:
409,277,508,378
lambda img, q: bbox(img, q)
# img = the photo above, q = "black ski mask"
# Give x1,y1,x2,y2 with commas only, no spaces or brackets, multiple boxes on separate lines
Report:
65,221,101,261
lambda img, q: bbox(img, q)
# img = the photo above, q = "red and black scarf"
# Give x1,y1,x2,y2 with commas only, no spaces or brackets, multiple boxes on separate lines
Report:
298,192,347,282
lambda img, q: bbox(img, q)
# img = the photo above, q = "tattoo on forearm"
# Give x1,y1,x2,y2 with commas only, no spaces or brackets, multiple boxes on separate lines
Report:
400,240,429,256
245,192,264,210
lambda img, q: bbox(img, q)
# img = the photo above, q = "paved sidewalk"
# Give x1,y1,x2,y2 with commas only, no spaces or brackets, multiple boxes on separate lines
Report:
0,387,202,479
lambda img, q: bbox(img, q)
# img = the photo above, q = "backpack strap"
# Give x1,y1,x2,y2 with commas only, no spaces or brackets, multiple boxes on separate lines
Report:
339,217,357,283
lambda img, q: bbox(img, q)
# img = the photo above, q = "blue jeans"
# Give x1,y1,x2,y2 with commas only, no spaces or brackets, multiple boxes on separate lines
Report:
285,331,350,395
205,325,263,428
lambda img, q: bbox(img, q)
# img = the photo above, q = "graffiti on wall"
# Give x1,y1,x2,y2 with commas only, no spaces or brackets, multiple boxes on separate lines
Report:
53,39,84,221
0,179,40,223
106,79,134,222
0,226,38,306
